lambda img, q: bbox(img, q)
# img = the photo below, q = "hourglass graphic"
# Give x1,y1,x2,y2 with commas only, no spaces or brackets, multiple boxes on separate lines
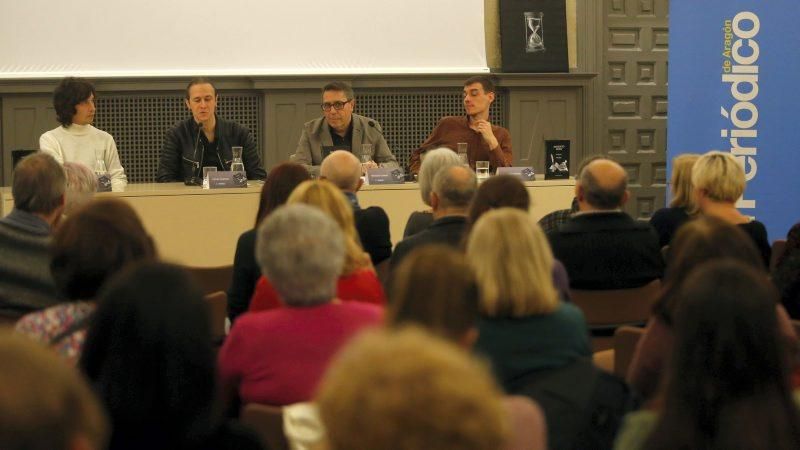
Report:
524,12,545,53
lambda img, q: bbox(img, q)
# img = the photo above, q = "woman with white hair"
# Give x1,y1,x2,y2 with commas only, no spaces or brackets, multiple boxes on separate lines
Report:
402,147,463,238
62,162,97,216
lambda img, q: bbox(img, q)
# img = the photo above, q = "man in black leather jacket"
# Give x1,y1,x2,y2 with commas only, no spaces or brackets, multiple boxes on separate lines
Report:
156,78,266,182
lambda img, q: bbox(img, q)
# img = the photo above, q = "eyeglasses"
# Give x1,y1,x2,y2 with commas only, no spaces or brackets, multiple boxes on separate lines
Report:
321,99,352,111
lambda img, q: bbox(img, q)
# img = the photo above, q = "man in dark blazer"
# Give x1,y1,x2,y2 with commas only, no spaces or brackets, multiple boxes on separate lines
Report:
320,150,392,266
390,165,477,269
547,158,664,290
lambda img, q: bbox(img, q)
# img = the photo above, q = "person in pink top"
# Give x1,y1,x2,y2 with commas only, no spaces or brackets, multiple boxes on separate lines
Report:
218,204,382,407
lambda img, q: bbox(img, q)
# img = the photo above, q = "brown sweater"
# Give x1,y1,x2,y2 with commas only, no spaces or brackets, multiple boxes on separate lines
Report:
408,116,512,173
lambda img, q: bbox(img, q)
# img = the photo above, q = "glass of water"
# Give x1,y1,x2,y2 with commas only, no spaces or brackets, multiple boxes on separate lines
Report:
476,161,490,181
202,166,217,189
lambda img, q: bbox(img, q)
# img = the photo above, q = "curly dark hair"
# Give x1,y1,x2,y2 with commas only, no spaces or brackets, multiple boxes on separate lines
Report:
53,77,96,127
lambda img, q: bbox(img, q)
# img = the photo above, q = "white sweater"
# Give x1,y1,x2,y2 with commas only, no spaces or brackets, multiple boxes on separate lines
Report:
39,124,128,191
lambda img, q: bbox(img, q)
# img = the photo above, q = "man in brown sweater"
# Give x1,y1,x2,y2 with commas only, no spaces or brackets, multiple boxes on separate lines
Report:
409,76,512,174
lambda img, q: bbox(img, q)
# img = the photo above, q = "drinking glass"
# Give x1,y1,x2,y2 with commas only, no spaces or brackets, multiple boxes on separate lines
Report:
202,166,217,189
476,161,490,181
457,142,469,166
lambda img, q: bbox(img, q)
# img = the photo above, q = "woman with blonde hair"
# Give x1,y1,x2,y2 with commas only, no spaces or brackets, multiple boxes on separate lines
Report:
248,180,385,311
649,153,699,247
468,208,590,388
692,150,771,266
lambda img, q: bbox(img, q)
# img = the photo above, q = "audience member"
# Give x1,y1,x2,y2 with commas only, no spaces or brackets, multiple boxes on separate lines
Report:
391,165,477,268
40,77,127,191
649,154,699,247
627,217,797,401
220,205,382,406
62,162,97,216
693,150,771,266
409,76,512,173
615,261,800,450
0,152,65,319
292,81,399,177
248,181,385,312
227,162,310,321
0,332,108,450
15,199,156,365
80,262,263,450
402,147,462,238
317,327,510,450
157,77,266,182
388,245,548,450
548,158,664,289
538,155,606,233
321,150,392,265
774,222,800,319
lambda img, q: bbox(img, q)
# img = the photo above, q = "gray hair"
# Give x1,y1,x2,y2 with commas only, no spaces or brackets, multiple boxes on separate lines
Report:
433,166,477,209
255,204,345,307
63,162,97,215
418,148,462,205
12,152,66,215
320,150,361,192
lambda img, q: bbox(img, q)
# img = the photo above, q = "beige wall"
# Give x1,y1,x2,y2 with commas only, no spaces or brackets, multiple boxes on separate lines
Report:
485,0,577,70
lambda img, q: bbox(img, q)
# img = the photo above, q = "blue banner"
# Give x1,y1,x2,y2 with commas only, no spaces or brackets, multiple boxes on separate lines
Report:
668,1,800,241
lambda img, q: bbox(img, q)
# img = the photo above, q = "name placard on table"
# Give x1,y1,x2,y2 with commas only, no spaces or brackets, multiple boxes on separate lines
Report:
208,171,248,189
365,168,405,185
496,167,535,181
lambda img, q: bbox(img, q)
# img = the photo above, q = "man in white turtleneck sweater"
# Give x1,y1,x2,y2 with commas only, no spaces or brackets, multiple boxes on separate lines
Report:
39,77,127,192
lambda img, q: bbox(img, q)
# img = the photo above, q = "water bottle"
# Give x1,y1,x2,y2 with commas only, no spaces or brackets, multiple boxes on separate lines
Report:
95,158,112,192
230,146,247,186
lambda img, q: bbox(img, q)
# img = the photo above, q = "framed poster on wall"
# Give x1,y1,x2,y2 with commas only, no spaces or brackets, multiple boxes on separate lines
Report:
500,0,568,72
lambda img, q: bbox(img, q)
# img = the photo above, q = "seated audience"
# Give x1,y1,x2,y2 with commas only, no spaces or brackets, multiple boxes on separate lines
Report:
548,158,664,289
773,222,800,319
615,261,800,450
627,217,797,401
15,199,156,365
321,150,392,266
228,162,310,322
248,181,385,312
389,245,548,450
62,161,97,216
0,152,65,319
538,155,606,234
469,208,591,389
403,147,462,238
391,165,477,268
649,154,699,247
693,150,771,267
80,262,263,450
317,327,510,450
220,205,382,406
0,332,108,450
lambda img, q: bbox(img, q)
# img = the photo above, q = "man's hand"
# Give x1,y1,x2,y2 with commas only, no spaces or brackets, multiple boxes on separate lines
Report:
473,120,499,150
361,160,379,175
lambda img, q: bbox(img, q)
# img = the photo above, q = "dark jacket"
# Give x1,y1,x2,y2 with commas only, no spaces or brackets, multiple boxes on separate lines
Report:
156,116,266,182
390,215,467,269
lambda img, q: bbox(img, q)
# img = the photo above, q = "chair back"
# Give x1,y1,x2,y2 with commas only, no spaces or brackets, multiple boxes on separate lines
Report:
186,265,233,295
570,279,661,331
771,239,788,271
204,291,227,344
240,403,289,450
613,326,645,378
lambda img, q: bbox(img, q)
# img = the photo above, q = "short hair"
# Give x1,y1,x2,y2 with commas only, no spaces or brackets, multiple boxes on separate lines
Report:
467,208,559,317
467,174,529,224
0,332,108,450
288,180,368,275
388,245,479,342
463,75,495,93
418,147,462,206
669,154,700,211
256,204,344,306
53,77,96,127
254,162,311,227
317,327,509,450
63,162,97,216
320,150,361,192
579,160,628,209
12,152,66,215
691,151,746,203
80,262,220,448
576,154,608,177
185,77,217,100
50,199,156,300
322,81,354,100
433,165,477,209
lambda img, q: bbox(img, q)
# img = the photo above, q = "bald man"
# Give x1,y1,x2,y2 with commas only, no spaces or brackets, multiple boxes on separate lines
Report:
320,151,392,265
547,159,663,289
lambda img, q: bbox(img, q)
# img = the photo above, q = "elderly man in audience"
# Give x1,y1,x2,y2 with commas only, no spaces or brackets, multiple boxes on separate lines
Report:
390,165,477,268
320,150,392,266
62,162,97,216
402,147,462,238
547,158,663,289
0,152,65,319
218,204,382,406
